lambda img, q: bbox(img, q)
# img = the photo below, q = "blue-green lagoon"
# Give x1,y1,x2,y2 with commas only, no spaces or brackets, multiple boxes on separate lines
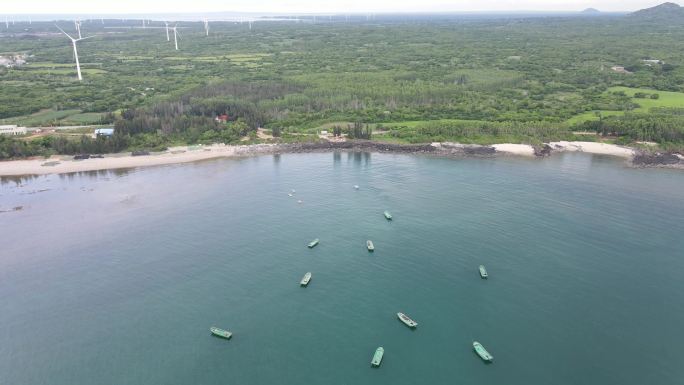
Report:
1,152,683,385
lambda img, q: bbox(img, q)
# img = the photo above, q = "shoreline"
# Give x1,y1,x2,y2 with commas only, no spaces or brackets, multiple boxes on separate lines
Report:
0,141,681,177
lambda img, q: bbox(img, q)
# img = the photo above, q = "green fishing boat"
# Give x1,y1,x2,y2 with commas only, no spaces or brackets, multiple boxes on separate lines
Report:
371,347,384,367
367,240,375,251
384,211,392,220
479,265,488,279
473,341,493,362
308,239,319,248
210,327,232,339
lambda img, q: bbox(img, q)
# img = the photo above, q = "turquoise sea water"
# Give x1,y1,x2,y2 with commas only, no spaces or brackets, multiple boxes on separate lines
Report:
1,152,683,385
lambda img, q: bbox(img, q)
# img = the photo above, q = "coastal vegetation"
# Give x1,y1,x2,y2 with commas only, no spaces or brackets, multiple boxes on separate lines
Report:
1,3,684,158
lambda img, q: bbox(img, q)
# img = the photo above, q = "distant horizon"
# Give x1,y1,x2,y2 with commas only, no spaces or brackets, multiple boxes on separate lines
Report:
0,10,633,23
0,0,676,16
0,10,634,22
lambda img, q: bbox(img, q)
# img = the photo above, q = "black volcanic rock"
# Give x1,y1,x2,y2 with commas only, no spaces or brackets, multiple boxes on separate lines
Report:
633,152,681,166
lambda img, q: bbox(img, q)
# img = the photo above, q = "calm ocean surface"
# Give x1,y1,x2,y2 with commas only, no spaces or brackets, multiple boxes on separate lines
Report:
1,152,683,385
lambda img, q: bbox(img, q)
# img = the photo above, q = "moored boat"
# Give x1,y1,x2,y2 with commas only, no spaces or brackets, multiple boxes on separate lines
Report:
354,185,360,190
210,327,232,339
300,272,312,286
367,240,375,251
397,312,418,328
473,341,493,362
479,265,488,279
371,347,384,367
384,211,392,220
308,239,319,248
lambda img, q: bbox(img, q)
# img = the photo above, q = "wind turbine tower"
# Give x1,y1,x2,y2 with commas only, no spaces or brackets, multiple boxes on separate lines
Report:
203,19,209,36
171,25,180,50
164,21,170,41
56,25,92,81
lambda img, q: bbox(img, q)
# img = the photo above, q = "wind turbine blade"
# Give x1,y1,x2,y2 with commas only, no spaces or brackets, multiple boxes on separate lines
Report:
76,35,95,41
55,25,75,40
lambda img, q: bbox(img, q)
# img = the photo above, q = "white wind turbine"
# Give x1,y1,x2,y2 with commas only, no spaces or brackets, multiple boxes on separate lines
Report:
56,25,92,81
203,19,209,36
163,21,170,41
74,20,82,39
171,24,181,50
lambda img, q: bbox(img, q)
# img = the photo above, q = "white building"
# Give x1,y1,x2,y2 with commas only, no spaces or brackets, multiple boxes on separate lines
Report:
0,125,27,136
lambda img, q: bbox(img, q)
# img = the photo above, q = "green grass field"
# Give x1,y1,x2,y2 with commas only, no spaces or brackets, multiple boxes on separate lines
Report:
3,109,81,126
18,68,108,75
566,86,684,125
566,110,625,125
381,119,487,128
60,112,106,125
609,86,684,112
25,62,103,68
1,109,104,126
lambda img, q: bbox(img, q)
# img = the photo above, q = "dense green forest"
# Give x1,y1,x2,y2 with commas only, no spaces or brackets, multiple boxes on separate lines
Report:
1,4,684,158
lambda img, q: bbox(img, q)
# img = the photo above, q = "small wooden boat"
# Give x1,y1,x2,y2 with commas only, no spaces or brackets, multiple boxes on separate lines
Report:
300,272,312,286
397,312,418,328
308,239,319,248
479,265,488,279
367,240,375,251
384,211,392,220
371,347,384,367
473,341,493,362
210,327,232,339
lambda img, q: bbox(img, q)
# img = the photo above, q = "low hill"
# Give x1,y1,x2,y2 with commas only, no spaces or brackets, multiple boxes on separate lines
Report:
581,8,601,14
630,2,684,19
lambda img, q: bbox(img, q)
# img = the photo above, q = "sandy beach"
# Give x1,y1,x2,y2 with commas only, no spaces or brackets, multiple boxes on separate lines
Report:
0,141,673,177
547,141,636,158
0,144,281,177
491,143,537,156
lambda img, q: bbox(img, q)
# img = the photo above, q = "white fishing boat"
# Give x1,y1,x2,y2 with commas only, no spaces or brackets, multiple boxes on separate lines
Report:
397,312,418,328
300,272,312,286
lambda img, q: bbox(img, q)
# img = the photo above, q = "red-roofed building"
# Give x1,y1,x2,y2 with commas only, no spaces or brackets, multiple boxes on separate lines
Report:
215,114,229,123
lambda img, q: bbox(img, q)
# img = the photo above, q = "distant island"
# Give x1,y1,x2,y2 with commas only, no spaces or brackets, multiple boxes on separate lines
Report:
580,8,601,14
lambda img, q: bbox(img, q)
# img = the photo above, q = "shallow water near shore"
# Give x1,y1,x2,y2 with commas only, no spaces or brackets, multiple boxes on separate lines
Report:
1,152,684,385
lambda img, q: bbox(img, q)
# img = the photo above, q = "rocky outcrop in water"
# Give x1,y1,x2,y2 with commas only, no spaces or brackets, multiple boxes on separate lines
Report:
633,152,682,166
287,141,437,153
534,144,552,157
433,142,496,156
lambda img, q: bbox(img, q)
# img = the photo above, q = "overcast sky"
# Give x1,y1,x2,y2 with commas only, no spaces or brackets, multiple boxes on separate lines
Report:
1,0,672,14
